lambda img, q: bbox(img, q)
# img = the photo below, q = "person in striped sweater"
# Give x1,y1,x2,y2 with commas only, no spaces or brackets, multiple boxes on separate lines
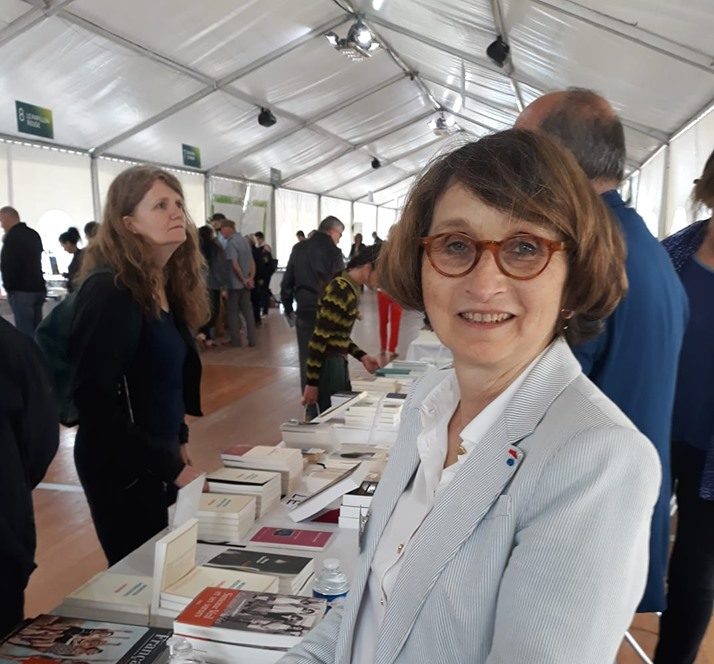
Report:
302,245,381,417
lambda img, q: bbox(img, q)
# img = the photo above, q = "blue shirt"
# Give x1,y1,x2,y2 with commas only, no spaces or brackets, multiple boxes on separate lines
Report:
671,256,714,450
148,310,187,443
572,190,688,612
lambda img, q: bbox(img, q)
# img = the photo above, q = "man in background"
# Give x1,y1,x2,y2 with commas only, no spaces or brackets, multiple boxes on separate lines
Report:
210,212,228,247
220,219,256,347
516,88,688,614
0,316,59,636
281,216,344,418
0,206,46,337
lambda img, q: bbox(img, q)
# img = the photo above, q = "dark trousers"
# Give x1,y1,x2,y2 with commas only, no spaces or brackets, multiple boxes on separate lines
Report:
0,560,28,639
198,289,221,339
7,291,44,338
317,355,350,415
654,442,714,664
296,313,317,420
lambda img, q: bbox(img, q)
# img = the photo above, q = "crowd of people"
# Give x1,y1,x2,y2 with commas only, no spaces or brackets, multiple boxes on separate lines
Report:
0,86,712,664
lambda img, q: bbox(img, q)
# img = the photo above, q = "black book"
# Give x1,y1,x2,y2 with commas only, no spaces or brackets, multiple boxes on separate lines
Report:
205,548,312,578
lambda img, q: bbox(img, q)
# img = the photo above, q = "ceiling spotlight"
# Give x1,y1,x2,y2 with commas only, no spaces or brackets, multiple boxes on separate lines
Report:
371,157,381,169
429,113,457,137
258,107,276,127
372,0,386,9
486,35,510,67
325,19,380,61
348,20,372,46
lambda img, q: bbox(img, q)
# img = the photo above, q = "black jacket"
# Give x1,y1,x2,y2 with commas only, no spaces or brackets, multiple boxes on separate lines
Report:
69,272,201,494
280,232,343,318
0,223,45,292
0,317,58,579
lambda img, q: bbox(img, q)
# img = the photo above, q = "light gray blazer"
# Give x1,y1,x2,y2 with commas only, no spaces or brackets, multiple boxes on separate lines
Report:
280,338,661,664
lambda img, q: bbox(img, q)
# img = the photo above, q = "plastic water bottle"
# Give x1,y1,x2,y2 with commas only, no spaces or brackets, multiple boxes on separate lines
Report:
312,558,350,608
166,636,204,664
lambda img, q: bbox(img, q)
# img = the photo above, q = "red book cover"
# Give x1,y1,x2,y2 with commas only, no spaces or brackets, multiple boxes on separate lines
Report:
177,587,239,627
249,527,333,551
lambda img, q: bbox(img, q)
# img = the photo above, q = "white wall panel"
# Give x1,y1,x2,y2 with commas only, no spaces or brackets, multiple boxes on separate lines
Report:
320,196,353,257
275,189,318,265
635,148,666,237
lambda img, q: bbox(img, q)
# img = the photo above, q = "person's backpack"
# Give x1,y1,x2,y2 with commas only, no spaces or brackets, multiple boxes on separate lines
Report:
34,269,139,427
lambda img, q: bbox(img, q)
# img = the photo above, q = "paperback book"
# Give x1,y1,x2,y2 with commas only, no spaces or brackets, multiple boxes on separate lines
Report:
174,587,326,649
249,527,333,552
205,468,281,518
0,614,170,664
204,548,314,595
220,444,303,497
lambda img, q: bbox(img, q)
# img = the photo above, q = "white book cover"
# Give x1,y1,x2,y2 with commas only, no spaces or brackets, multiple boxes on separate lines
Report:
63,572,152,616
162,567,278,606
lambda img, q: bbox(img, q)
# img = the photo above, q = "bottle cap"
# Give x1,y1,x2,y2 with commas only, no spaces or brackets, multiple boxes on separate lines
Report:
323,558,340,570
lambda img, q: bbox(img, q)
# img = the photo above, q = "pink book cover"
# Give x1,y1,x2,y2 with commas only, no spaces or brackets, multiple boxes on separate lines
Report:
249,527,333,551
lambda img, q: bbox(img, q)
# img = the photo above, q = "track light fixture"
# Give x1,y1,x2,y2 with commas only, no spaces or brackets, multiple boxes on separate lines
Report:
325,19,380,61
429,112,457,137
371,157,381,169
258,107,277,127
486,35,510,67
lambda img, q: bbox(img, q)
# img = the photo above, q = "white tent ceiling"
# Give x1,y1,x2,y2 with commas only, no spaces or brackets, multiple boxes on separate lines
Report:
1,0,713,208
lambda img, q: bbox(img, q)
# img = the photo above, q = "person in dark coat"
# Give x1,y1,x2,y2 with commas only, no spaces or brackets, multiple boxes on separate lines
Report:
0,317,59,637
517,88,688,613
654,151,714,664
0,206,46,337
281,216,344,418
69,165,209,566
197,225,229,347
59,227,84,293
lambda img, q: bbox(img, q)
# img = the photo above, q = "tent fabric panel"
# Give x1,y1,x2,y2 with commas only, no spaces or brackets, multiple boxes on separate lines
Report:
68,0,345,80
289,150,377,194
376,26,519,109
229,36,403,119
0,0,30,28
504,0,714,133
329,163,410,201
219,128,345,183
568,0,714,57
110,91,278,170
370,0,495,44
370,177,415,206
623,127,663,167
427,81,517,130
0,16,204,148
315,78,430,143
634,148,666,237
390,140,449,173
367,121,441,161
320,196,353,256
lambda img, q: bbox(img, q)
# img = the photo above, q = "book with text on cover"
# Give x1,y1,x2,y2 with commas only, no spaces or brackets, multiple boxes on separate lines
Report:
0,614,170,664
249,527,333,551
285,461,369,522
174,587,326,649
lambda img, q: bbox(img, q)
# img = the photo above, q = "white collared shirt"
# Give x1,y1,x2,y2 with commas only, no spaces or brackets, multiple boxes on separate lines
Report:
351,357,539,663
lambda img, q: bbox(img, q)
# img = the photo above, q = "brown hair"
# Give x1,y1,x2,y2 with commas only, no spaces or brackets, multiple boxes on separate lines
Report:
693,147,714,210
80,165,209,328
378,129,627,345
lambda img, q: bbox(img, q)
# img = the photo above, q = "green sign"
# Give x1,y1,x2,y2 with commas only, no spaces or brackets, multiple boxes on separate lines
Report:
182,143,201,168
16,101,54,139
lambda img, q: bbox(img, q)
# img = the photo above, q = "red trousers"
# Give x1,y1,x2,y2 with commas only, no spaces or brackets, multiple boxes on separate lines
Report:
377,290,403,353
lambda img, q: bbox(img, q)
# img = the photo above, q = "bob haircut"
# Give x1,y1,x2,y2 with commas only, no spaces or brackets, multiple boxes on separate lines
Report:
378,129,627,345
80,165,209,328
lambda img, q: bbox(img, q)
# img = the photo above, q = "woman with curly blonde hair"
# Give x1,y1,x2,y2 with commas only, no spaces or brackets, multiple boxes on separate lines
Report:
70,165,209,565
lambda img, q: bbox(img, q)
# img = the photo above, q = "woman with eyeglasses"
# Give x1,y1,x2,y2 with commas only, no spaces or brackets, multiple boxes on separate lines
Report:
280,130,660,664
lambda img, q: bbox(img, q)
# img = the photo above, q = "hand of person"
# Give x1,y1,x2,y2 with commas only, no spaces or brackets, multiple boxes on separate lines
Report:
245,277,255,290
174,464,205,489
179,443,192,466
361,355,380,373
302,385,318,406
221,289,228,300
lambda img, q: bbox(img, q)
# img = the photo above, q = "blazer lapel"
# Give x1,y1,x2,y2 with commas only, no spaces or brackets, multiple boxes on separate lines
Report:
375,420,524,664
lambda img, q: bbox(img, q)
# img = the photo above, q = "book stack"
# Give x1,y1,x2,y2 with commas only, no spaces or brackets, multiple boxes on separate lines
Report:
343,393,405,430
153,519,279,616
279,420,337,450
174,587,327,664
204,548,315,595
0,614,171,664
339,478,379,529
54,572,152,625
196,493,256,544
206,468,281,519
220,444,303,496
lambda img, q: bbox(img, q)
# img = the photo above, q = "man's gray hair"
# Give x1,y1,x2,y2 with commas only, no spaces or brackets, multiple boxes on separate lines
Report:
539,88,626,183
318,215,345,233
